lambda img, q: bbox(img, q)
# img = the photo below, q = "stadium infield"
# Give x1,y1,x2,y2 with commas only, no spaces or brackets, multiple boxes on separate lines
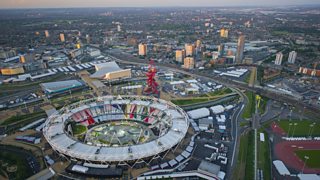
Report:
274,141,320,173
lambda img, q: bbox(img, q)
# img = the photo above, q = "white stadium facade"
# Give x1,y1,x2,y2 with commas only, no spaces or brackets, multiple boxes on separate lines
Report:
43,95,189,166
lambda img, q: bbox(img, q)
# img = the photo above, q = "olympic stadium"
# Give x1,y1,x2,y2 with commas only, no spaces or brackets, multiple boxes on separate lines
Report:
43,95,189,166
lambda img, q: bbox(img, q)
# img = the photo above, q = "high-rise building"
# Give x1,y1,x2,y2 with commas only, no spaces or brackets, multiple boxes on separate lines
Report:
235,35,245,63
117,24,121,32
288,51,297,64
176,50,185,63
275,52,283,65
218,44,225,57
185,44,195,57
76,43,81,49
60,33,65,42
184,57,195,69
45,30,50,38
196,40,201,49
86,34,90,44
19,55,26,63
138,43,147,56
220,28,229,38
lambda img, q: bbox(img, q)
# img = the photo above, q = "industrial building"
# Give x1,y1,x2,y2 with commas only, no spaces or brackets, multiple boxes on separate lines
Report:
40,80,86,98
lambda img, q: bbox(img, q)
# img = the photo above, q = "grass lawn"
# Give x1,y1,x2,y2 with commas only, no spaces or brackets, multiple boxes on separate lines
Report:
233,130,254,180
0,150,33,179
257,130,271,180
72,124,87,135
1,111,46,126
278,120,320,137
242,91,256,119
244,130,255,180
171,97,220,106
295,150,320,168
258,96,269,115
207,88,233,97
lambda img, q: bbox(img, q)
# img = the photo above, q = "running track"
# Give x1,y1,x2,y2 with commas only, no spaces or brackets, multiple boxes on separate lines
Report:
274,141,320,173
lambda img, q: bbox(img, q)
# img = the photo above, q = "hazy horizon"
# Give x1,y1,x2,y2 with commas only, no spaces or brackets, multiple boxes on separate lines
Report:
1,0,320,9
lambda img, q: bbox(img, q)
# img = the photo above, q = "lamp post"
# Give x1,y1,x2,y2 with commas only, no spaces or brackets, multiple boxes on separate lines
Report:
292,123,298,138
287,123,293,138
301,156,309,174
309,123,316,138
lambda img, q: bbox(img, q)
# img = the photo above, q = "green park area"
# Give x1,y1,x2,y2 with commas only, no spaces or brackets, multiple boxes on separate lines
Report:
172,88,234,106
1,111,46,126
0,149,33,179
278,120,320,137
242,91,255,119
172,98,213,106
242,91,268,119
295,150,320,168
257,96,268,115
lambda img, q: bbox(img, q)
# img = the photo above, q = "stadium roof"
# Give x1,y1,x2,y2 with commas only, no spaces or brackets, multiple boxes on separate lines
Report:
91,61,123,78
43,95,189,163
273,160,290,176
40,80,84,93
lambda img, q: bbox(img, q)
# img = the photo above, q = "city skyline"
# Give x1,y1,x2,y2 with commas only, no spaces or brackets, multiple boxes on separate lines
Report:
1,0,320,9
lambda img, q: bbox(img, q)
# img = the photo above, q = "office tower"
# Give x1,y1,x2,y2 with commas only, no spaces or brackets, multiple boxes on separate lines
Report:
220,28,229,38
185,43,195,57
45,30,50,38
176,50,185,63
86,34,90,44
288,51,297,64
196,40,201,49
275,52,283,65
138,43,147,56
218,44,225,57
236,35,245,63
60,33,65,42
184,57,195,69
76,43,81,49
20,55,26,63
117,24,121,32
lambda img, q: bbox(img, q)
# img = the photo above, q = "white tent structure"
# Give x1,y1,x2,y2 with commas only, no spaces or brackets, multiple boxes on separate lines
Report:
187,108,210,119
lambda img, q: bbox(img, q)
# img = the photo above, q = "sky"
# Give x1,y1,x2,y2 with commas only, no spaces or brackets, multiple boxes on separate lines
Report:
1,0,320,9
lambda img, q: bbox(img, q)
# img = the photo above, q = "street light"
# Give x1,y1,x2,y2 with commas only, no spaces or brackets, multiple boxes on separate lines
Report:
292,123,298,138
287,123,293,137
301,156,309,174
308,123,316,138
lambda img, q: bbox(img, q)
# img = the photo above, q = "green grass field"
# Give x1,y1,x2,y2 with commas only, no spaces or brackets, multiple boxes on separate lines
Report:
278,120,320,137
0,150,33,179
258,96,269,115
207,88,233,97
257,130,271,180
295,150,320,168
242,91,256,119
1,111,46,126
233,130,255,180
72,124,87,135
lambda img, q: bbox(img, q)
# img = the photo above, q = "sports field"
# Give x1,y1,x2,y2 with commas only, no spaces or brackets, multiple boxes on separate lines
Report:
278,120,320,137
295,150,320,168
